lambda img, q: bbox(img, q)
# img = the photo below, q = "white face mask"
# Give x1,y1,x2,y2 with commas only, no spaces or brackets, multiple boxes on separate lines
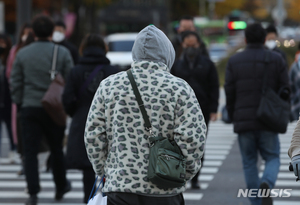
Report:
52,31,65,43
21,35,28,43
265,40,277,50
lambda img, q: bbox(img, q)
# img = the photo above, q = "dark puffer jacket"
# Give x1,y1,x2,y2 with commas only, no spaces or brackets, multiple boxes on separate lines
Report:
225,44,290,133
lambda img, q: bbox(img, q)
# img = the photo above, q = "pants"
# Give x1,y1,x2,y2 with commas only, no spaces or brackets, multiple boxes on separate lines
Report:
191,116,209,184
238,131,280,205
0,107,15,152
106,192,185,205
21,107,67,195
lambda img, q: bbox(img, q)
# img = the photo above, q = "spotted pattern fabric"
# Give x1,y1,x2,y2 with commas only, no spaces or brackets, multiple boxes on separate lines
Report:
85,61,207,195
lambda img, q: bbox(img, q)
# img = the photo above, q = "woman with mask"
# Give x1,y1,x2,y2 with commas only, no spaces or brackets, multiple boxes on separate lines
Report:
0,34,14,161
62,34,119,203
171,31,219,189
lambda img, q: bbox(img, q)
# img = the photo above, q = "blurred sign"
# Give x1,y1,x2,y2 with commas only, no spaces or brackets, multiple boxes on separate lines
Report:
0,1,4,33
227,21,247,30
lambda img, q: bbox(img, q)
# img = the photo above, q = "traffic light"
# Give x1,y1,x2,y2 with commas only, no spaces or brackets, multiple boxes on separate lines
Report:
227,21,247,30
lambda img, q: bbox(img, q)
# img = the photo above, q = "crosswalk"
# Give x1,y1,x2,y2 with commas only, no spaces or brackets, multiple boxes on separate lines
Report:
0,121,299,204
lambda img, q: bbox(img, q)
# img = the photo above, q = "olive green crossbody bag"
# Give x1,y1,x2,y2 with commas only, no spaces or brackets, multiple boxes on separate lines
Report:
127,69,186,189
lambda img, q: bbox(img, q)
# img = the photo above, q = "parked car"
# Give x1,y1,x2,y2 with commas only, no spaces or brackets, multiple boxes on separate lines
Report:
105,33,138,70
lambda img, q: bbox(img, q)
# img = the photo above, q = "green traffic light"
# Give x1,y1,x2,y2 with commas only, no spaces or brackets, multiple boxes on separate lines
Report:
233,21,247,30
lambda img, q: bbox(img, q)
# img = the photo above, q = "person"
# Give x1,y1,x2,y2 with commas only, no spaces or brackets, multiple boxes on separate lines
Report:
289,42,300,122
265,24,287,65
0,34,15,160
84,25,207,205
172,15,209,59
10,15,73,205
62,33,119,203
288,118,300,178
225,23,290,205
171,31,219,189
53,20,79,64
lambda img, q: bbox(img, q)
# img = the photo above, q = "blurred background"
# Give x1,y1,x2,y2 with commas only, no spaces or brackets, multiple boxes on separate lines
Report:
1,0,300,82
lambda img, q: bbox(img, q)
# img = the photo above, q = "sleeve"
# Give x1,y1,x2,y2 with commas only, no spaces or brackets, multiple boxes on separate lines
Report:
6,46,16,80
84,82,108,176
208,60,220,113
61,48,74,81
173,85,207,180
10,54,24,105
62,68,79,117
224,59,235,120
288,118,300,158
277,55,290,94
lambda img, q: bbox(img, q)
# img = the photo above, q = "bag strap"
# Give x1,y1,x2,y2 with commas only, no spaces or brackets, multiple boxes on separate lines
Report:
77,65,104,99
50,45,59,80
87,175,105,203
126,69,152,133
261,51,271,92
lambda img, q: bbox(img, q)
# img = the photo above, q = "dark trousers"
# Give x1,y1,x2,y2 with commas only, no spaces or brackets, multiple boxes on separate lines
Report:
106,192,185,205
0,107,15,151
21,107,67,195
83,168,96,203
192,116,209,184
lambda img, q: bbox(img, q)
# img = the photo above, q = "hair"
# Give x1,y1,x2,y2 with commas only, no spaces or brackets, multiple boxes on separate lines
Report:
298,42,300,51
181,31,201,43
79,33,106,56
32,15,54,38
16,23,33,53
180,15,194,22
245,23,266,44
0,34,12,65
55,20,66,29
266,24,277,35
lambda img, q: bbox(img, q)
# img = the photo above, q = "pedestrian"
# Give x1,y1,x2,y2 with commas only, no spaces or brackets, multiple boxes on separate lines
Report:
288,117,300,178
62,33,119,203
172,15,209,60
225,23,290,205
265,24,287,65
289,42,300,122
10,15,73,205
85,25,207,205
53,20,79,64
0,34,15,160
171,31,219,189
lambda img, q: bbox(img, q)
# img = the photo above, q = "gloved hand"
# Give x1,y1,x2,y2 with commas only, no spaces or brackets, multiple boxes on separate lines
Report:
291,155,300,177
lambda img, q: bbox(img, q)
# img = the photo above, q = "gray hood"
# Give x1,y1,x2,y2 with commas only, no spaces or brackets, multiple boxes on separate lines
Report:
132,25,175,69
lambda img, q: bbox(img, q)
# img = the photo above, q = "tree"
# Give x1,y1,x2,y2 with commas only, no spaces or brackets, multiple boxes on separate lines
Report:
215,0,245,17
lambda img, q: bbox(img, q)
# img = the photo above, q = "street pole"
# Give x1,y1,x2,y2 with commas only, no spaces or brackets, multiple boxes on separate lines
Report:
199,0,205,17
16,0,31,40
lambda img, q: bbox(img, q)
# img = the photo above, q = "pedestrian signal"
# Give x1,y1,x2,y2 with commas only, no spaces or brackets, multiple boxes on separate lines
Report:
227,21,247,30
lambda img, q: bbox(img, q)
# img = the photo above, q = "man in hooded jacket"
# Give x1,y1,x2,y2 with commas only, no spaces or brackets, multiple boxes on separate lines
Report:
85,25,207,205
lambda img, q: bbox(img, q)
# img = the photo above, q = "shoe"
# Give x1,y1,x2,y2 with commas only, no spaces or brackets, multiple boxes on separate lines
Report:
260,182,273,205
25,195,38,205
9,151,20,164
191,181,201,189
55,180,71,200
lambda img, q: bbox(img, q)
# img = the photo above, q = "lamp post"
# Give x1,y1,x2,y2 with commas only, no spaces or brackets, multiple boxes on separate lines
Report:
16,0,31,39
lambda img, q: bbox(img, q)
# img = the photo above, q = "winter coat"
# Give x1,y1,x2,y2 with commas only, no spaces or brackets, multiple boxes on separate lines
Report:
84,25,207,196
288,117,300,158
225,44,290,133
62,46,119,169
171,54,219,123
57,40,79,65
289,59,300,121
10,41,73,107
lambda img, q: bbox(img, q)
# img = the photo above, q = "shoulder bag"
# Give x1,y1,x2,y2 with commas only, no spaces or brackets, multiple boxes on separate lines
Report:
41,45,67,126
256,51,290,133
127,69,186,189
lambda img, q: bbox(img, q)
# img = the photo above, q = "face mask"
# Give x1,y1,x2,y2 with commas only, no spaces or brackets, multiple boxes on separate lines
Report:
21,35,28,43
52,31,65,43
265,40,277,50
0,47,5,55
184,47,200,60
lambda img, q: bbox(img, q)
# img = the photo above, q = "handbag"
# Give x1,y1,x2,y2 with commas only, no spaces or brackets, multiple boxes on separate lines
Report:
41,45,67,126
127,69,186,189
87,175,107,205
256,51,290,133
221,105,232,124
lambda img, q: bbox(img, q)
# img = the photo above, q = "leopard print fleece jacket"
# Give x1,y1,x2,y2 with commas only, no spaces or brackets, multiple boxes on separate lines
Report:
85,60,207,196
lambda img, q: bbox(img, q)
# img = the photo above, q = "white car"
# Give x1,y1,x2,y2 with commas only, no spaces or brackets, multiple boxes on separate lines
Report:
105,33,138,70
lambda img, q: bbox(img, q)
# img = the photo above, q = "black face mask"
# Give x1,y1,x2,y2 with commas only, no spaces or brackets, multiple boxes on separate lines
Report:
184,47,200,61
0,47,5,55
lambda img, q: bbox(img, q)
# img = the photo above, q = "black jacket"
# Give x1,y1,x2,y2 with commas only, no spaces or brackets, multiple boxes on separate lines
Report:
225,44,290,133
171,54,219,123
58,40,79,65
62,46,119,169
